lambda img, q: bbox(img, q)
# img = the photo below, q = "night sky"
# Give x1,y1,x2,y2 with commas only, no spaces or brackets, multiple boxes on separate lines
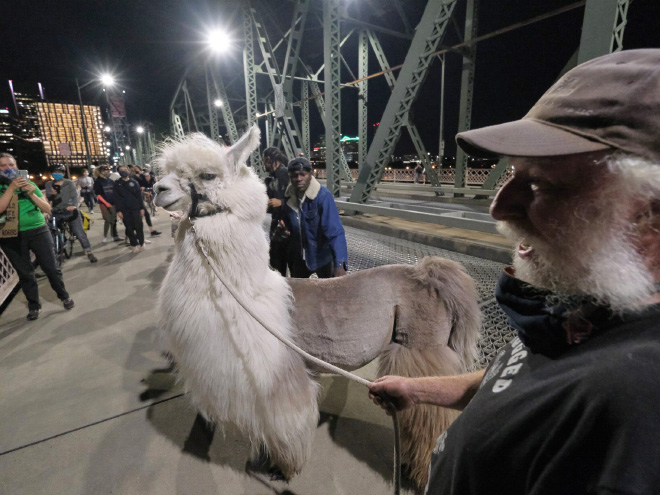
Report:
2,0,660,157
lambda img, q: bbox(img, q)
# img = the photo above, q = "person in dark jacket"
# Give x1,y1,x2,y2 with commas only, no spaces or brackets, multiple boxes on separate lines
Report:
282,157,347,278
93,165,121,242
263,147,290,276
113,165,146,253
132,165,161,238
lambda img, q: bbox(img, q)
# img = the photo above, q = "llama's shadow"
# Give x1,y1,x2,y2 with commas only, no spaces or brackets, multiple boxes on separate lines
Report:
141,366,406,490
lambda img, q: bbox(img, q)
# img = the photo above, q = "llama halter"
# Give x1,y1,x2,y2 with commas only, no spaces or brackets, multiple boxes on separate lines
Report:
189,222,402,495
188,182,225,219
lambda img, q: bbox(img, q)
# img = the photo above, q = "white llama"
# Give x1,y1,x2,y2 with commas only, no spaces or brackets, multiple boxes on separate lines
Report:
154,126,481,490
154,127,319,477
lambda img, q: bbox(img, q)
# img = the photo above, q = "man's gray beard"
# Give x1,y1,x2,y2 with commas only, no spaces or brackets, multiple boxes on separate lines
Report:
497,220,655,313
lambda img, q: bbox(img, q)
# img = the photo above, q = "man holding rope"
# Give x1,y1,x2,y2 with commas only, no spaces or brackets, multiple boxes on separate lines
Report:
370,49,660,493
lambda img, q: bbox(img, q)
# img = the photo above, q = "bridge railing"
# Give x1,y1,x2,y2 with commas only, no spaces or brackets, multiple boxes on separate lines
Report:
314,167,508,186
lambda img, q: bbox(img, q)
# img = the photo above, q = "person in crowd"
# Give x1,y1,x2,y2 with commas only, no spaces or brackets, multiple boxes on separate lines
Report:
76,168,95,213
369,49,660,494
263,147,290,276
113,164,146,253
282,157,348,278
0,153,74,320
413,163,424,183
133,165,161,238
45,164,97,263
93,165,121,242
108,167,120,181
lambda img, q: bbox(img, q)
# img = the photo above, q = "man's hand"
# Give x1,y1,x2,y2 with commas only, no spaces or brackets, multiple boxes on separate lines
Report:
368,376,417,415
66,206,76,211
118,211,123,220
267,198,282,208
140,209,145,217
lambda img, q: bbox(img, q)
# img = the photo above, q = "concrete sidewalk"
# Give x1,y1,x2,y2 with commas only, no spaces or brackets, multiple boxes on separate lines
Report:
0,210,411,495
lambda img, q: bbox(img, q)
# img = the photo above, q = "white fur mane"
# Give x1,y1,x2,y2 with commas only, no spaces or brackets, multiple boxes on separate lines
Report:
154,127,319,477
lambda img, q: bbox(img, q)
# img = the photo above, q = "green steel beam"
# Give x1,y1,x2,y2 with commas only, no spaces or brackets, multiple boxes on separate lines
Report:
366,29,440,188
453,0,478,195
358,29,368,172
349,0,458,204
243,4,263,172
205,66,221,142
324,0,342,196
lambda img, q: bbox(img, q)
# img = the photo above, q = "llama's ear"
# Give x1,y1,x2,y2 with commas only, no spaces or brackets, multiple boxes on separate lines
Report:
227,125,260,170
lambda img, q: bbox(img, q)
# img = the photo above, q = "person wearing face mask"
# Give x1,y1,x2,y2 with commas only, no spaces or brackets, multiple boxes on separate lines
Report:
113,164,146,253
45,164,97,263
93,165,121,242
368,50,660,494
0,153,74,320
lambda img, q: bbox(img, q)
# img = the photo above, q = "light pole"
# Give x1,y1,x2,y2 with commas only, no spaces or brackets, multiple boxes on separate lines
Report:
101,76,124,166
76,74,116,172
75,78,94,173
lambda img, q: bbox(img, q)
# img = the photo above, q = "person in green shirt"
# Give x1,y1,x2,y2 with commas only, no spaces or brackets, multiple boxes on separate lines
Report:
0,153,74,320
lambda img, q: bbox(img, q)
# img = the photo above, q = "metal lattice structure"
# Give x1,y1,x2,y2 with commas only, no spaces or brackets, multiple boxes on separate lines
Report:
243,4,263,173
0,248,18,306
167,0,636,203
453,0,479,192
324,0,343,197
350,0,459,205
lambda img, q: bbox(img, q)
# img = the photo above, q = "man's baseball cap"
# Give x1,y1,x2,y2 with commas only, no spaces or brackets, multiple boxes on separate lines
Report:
456,49,660,162
288,157,313,173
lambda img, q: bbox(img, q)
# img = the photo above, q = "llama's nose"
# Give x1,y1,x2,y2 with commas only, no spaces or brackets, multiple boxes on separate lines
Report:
154,182,167,194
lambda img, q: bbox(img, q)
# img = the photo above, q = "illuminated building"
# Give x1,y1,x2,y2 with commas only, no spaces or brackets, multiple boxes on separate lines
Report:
0,109,15,154
340,136,359,163
8,81,43,139
35,101,108,168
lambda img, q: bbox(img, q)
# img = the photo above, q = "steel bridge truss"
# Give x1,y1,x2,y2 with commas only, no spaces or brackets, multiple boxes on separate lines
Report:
168,0,634,195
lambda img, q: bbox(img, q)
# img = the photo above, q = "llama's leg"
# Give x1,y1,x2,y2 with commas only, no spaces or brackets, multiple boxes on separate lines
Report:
378,343,463,492
253,364,319,479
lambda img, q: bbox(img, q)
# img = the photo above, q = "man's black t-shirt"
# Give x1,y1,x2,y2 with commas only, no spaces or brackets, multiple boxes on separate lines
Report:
426,305,660,495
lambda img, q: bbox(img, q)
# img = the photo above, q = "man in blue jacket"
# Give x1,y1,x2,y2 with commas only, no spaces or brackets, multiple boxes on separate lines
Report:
283,157,347,278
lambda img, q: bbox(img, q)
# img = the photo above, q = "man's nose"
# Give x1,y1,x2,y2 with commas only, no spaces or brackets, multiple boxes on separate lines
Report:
489,177,529,221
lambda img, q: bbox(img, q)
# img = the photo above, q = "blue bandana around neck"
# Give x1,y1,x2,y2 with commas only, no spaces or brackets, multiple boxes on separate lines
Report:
494,269,621,357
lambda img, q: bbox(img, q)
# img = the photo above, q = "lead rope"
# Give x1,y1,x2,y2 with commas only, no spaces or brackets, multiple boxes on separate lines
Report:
192,225,401,495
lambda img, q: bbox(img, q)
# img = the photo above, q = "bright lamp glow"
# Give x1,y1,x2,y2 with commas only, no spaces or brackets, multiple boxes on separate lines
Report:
214,99,223,108
125,145,131,151
207,29,231,53
136,126,145,134
104,126,111,133
100,74,115,87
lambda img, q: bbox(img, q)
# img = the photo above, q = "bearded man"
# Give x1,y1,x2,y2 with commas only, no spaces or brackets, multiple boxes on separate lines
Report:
369,49,660,494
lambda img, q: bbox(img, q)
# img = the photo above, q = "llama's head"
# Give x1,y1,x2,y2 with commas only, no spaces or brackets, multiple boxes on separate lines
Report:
153,126,265,221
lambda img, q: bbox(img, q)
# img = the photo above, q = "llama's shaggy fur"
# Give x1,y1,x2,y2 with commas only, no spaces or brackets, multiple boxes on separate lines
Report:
154,128,482,490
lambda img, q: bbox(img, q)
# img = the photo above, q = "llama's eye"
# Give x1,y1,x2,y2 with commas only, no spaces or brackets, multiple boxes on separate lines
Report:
199,173,217,181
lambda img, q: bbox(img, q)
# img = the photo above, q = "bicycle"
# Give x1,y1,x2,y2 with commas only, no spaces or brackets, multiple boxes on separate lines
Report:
143,188,156,217
48,212,76,268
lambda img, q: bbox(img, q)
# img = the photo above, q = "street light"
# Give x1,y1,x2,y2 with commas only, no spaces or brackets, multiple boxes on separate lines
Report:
206,29,231,54
136,126,145,134
100,74,115,87
214,99,223,108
